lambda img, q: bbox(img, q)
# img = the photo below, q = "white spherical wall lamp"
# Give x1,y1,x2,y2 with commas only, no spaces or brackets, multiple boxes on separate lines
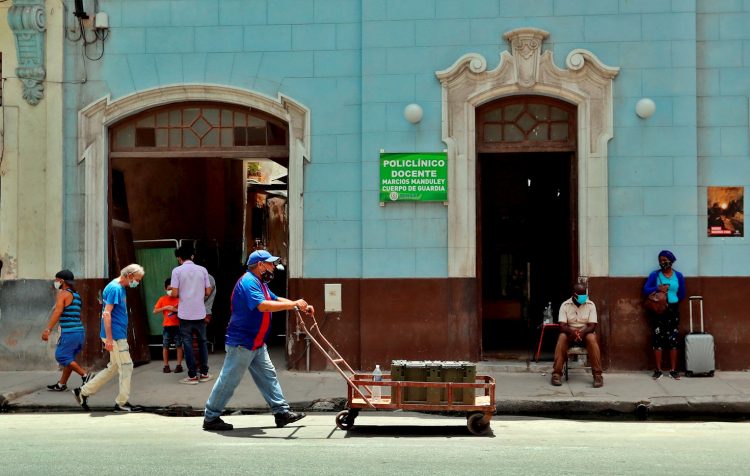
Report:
635,98,656,119
403,103,424,124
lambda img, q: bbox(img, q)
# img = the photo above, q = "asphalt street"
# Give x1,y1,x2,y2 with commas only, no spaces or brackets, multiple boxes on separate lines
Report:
2,412,750,475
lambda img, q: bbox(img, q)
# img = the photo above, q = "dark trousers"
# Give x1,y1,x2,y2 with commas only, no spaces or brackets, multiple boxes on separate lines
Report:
179,319,208,378
552,332,603,377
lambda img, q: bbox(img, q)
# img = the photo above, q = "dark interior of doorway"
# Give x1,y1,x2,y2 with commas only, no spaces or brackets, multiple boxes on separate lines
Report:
111,157,289,353
479,152,576,360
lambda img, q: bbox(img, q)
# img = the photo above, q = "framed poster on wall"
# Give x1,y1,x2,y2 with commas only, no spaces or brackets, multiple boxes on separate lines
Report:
707,186,744,237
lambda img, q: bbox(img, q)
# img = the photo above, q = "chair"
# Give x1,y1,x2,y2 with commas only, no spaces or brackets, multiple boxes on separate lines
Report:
564,346,589,381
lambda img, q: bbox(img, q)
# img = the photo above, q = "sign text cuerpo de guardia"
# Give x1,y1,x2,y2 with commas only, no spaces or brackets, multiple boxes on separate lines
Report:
379,152,448,202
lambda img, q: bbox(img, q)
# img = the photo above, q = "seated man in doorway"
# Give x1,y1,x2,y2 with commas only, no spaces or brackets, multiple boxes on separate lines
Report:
550,283,603,388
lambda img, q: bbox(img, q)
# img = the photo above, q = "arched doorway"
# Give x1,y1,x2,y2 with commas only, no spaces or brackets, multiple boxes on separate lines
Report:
436,27,618,362
476,96,578,358
107,101,291,352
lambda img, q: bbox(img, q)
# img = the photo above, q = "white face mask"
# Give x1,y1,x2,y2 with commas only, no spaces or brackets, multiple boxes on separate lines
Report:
53,281,62,290
166,289,173,296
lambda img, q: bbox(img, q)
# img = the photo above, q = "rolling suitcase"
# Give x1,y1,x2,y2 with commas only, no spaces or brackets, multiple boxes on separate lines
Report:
685,296,715,377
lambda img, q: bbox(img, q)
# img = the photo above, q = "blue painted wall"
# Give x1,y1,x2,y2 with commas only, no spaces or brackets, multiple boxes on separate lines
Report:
695,0,750,275
61,0,750,279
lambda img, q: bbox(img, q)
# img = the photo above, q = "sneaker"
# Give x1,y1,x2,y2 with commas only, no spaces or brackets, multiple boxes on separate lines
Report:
203,417,234,431
72,388,89,411
163,365,172,373
47,382,67,392
593,375,604,388
174,365,184,373
669,370,681,380
114,402,144,413
550,374,562,386
652,370,663,380
179,376,200,385
81,373,94,385
199,373,213,382
275,411,306,428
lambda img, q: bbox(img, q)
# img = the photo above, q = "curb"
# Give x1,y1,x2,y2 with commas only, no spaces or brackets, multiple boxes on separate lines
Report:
0,385,45,409
5,392,750,419
1,397,349,415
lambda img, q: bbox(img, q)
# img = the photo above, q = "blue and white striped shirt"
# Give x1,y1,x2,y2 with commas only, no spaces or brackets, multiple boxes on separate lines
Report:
60,289,84,334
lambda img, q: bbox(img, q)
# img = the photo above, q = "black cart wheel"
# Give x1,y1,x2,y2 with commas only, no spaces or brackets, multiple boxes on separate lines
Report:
467,413,491,436
686,371,694,377
335,410,355,430
708,370,715,377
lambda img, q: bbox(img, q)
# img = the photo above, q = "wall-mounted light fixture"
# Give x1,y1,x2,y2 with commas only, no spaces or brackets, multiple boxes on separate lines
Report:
635,98,656,119
404,103,423,124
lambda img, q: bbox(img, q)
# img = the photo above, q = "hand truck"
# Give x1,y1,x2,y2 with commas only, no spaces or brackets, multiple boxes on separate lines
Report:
293,309,496,435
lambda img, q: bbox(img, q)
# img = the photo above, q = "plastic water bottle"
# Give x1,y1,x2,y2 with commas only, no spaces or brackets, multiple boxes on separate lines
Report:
372,364,382,402
543,302,553,324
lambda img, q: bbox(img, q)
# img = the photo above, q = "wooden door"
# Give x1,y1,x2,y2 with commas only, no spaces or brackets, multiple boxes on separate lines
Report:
110,169,151,364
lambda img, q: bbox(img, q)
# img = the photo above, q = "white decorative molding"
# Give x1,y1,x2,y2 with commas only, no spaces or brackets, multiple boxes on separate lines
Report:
436,28,619,278
78,84,310,278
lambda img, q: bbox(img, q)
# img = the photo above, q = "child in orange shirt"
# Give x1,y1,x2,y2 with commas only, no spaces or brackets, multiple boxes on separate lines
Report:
153,278,184,373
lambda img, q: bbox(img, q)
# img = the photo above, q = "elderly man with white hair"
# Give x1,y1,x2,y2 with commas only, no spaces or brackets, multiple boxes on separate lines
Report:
73,263,145,413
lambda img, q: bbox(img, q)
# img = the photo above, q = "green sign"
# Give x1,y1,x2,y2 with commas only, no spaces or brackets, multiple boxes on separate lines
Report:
379,152,448,202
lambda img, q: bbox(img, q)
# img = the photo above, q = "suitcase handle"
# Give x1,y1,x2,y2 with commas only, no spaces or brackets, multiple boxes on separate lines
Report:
688,295,704,334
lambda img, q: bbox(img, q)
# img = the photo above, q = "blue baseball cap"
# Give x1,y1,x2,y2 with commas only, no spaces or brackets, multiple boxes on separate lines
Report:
247,250,279,266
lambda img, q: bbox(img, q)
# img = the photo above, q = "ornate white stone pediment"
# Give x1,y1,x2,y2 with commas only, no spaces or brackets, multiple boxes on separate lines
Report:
436,28,619,277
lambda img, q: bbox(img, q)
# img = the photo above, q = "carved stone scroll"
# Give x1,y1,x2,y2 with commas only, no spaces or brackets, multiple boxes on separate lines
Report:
8,0,47,106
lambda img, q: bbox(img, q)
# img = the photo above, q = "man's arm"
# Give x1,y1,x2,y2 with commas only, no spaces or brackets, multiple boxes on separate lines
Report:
559,322,577,339
580,322,597,338
170,268,180,297
41,292,70,341
102,303,115,351
205,286,212,298
257,297,312,313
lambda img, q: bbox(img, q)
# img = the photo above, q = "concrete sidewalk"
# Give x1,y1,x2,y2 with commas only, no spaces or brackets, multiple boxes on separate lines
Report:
2,351,750,418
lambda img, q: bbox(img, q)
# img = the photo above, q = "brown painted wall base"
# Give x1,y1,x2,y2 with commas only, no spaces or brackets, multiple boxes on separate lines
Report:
0,278,150,371
289,276,750,372
288,278,479,371
591,276,750,371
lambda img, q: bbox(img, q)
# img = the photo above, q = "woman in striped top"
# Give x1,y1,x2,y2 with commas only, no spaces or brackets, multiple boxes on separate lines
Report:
41,270,91,391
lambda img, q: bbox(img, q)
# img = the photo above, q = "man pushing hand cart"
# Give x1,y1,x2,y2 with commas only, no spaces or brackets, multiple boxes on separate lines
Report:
202,250,312,432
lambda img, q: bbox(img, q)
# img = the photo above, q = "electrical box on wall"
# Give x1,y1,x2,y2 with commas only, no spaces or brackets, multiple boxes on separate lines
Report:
94,12,109,29
324,283,342,313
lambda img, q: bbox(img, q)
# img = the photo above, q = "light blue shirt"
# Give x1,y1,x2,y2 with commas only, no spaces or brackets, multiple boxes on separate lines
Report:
101,279,128,340
658,272,679,304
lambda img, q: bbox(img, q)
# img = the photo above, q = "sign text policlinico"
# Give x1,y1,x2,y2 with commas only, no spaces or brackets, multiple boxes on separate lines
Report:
381,157,447,186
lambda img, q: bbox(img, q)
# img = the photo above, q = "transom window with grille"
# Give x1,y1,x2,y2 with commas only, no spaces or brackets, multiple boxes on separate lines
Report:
110,102,288,154
476,96,576,152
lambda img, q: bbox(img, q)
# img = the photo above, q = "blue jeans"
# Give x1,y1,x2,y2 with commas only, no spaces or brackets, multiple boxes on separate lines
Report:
179,319,208,378
204,344,289,421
